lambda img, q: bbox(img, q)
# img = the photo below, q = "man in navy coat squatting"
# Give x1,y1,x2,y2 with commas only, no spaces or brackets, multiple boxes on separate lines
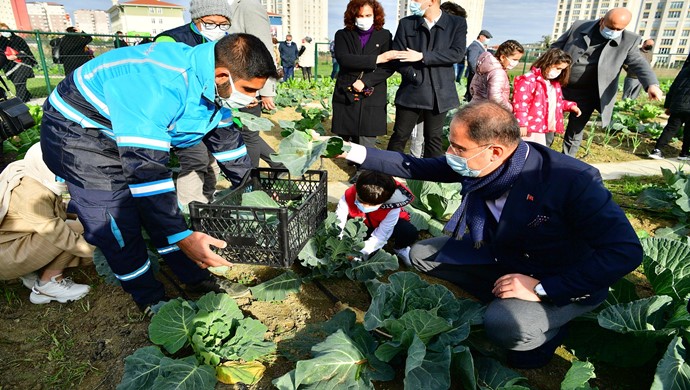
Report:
335,101,642,368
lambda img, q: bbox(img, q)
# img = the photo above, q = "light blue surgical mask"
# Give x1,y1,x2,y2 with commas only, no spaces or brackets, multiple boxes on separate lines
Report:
355,198,381,213
409,1,427,17
600,26,622,40
445,144,493,177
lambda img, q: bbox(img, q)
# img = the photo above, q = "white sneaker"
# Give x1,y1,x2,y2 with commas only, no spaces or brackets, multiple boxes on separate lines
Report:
29,275,90,304
395,246,412,267
19,272,39,289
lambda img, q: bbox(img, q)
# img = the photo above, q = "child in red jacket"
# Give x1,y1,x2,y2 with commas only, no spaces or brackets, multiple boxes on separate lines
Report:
512,48,581,145
335,170,418,265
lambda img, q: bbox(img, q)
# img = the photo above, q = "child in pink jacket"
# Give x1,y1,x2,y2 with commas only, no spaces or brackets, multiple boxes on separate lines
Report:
512,48,581,145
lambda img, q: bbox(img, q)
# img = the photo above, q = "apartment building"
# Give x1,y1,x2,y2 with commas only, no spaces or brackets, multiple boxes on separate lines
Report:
261,0,328,42
107,0,184,38
26,1,69,32
0,0,31,30
74,9,111,35
636,0,689,65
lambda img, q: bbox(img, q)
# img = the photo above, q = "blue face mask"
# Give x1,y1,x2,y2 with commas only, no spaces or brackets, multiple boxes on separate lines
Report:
409,1,427,17
600,26,622,40
355,198,381,213
445,144,493,177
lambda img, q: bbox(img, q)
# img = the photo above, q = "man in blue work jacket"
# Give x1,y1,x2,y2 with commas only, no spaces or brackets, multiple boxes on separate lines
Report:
40,33,279,313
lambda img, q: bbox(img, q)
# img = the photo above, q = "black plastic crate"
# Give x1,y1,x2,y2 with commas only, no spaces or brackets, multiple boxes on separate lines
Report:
189,168,328,267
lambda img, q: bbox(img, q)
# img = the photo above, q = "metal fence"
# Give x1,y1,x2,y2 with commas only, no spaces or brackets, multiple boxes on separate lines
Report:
0,29,152,99
1,28,684,99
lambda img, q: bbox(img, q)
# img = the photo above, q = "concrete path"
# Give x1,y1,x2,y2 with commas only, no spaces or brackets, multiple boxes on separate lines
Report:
591,157,690,180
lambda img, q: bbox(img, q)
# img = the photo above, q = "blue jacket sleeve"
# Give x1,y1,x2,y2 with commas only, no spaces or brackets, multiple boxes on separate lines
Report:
360,147,463,183
204,115,251,187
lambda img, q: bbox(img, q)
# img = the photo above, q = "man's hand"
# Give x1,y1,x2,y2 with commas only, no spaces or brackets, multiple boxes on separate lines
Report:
352,79,365,92
492,273,541,301
397,48,423,62
647,85,663,101
176,231,232,269
571,106,582,117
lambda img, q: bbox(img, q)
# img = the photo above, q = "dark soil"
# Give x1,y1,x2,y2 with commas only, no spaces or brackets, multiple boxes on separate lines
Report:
0,106,676,390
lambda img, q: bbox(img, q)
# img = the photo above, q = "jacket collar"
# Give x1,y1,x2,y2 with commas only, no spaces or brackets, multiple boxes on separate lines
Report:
414,11,447,30
189,42,218,103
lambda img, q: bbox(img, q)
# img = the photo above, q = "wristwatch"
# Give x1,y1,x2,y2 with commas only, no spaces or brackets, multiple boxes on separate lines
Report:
533,283,550,302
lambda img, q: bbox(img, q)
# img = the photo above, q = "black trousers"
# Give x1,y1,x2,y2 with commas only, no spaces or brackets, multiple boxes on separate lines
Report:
387,105,447,158
561,89,601,157
239,104,283,169
654,112,690,155
366,218,419,250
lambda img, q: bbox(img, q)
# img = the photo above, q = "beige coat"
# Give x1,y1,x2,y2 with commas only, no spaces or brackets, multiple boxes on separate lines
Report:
0,177,93,279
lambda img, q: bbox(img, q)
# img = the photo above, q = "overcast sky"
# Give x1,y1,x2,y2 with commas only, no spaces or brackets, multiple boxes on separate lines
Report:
61,0,559,44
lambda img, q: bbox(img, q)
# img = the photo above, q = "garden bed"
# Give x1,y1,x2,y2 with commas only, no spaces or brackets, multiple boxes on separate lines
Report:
1,85,687,389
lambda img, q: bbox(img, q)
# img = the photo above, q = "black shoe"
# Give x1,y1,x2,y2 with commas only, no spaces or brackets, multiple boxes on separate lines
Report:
506,325,568,369
678,153,690,161
186,277,251,299
648,149,664,160
185,276,223,295
136,296,170,319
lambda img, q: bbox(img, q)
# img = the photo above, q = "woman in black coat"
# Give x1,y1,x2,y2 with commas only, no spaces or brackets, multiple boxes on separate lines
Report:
0,23,37,102
331,0,396,158
59,27,93,76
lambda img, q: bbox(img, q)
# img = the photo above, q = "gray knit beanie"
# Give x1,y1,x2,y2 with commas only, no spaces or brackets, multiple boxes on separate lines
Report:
189,0,233,22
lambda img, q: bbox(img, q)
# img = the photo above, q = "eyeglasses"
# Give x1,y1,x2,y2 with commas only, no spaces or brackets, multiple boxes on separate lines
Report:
200,21,231,31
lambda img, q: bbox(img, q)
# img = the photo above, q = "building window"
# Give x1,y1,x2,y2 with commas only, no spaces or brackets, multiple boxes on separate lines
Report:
661,38,673,45
668,11,681,18
663,29,675,36
679,47,686,54
639,29,646,36
159,18,163,24
149,7,155,13
157,8,163,14
659,47,671,54
669,1,683,7
655,11,662,18
681,39,688,46
643,11,650,18
645,2,652,9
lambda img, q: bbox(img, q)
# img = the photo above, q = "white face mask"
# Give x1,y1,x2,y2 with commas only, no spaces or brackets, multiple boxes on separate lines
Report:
600,26,622,40
545,68,562,79
505,58,519,70
355,17,374,31
1,32,10,38
217,74,255,109
200,24,227,41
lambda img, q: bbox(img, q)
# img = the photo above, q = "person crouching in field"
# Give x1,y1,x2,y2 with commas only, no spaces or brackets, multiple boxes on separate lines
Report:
335,170,418,265
0,143,93,304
